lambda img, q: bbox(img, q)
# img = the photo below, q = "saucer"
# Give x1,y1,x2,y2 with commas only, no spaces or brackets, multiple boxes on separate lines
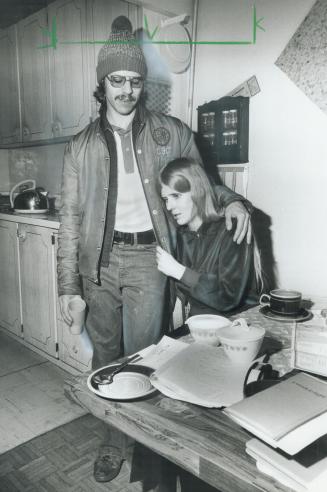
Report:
87,363,156,401
259,306,312,322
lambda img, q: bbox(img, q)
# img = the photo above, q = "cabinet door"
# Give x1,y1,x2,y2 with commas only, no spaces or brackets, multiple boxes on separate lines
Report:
18,224,57,356
58,324,93,372
17,9,52,142
87,0,137,119
0,221,21,336
0,26,21,144
48,0,90,137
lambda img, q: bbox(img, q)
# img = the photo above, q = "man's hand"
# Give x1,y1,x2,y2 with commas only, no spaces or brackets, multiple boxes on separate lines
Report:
156,246,186,280
59,294,76,326
225,201,252,244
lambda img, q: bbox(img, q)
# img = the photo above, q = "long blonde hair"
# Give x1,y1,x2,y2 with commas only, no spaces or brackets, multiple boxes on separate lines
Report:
158,158,221,222
159,158,264,292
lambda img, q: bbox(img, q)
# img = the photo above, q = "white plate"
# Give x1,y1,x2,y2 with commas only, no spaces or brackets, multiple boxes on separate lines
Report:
87,363,156,401
156,24,192,74
14,209,49,214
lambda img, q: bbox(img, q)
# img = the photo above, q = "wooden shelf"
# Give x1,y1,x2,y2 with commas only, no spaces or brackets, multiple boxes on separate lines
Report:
0,136,71,150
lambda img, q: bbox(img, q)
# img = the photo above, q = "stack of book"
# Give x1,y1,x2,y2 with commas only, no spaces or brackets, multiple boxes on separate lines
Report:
224,372,327,492
246,437,327,492
294,316,327,377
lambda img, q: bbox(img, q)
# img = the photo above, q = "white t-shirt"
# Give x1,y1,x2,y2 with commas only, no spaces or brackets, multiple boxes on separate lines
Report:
113,131,153,233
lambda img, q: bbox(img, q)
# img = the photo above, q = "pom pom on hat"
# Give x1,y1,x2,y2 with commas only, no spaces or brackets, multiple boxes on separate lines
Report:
96,15,147,83
111,15,133,34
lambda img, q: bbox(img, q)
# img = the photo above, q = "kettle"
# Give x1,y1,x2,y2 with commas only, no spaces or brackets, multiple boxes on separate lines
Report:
10,180,49,213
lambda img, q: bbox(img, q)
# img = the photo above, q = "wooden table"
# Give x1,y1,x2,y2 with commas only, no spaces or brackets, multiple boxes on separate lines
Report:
65,306,297,492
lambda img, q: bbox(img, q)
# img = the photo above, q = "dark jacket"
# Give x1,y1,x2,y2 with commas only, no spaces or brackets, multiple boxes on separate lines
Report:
57,105,247,296
176,219,258,316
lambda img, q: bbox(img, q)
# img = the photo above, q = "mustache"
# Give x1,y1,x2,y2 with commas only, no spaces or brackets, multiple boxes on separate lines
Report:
115,94,136,102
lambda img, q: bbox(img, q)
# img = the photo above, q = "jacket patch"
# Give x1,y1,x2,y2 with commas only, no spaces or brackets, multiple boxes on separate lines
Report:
152,127,171,146
156,146,171,157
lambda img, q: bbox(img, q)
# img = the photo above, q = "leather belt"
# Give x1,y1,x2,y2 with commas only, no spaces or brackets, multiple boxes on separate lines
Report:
113,229,156,245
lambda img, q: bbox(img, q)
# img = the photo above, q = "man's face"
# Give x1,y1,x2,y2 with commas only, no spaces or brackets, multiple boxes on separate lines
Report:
104,70,143,116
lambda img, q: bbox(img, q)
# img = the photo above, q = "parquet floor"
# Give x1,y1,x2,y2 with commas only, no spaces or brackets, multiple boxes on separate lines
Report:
0,414,143,492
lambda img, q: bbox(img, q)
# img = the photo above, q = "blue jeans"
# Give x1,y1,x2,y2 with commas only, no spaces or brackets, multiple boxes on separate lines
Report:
83,242,168,456
84,242,168,369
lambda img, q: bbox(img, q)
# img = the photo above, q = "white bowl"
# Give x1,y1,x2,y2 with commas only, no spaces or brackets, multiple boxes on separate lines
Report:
218,321,265,365
186,314,231,346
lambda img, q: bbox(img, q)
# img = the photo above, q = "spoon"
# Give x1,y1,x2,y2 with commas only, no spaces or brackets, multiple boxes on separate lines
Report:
93,353,142,386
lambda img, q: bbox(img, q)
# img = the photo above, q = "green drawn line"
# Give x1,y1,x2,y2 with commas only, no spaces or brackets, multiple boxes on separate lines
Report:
57,40,253,45
37,5,264,49
144,14,159,40
253,4,265,44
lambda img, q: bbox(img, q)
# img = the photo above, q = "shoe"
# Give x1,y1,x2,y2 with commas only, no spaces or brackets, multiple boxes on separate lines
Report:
93,452,124,482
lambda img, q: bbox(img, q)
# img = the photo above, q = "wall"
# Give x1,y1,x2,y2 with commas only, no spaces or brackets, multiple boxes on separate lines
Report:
0,149,10,193
193,0,327,300
7,143,65,203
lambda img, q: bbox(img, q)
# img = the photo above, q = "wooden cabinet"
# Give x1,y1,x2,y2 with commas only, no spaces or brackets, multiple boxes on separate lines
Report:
17,224,57,356
48,0,91,137
0,217,93,371
0,221,21,336
0,26,21,144
1,0,90,144
17,9,52,142
58,324,93,372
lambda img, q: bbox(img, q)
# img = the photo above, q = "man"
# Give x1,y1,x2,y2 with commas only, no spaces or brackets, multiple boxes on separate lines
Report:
58,16,251,484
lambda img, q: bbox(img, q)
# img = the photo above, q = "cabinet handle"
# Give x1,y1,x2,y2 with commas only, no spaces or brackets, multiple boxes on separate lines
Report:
72,345,78,354
52,121,62,135
17,231,27,241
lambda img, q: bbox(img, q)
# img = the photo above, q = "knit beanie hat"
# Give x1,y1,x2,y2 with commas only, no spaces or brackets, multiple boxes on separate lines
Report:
96,16,147,83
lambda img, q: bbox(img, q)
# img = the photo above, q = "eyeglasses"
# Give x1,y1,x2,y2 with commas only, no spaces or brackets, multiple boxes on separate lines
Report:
106,75,144,88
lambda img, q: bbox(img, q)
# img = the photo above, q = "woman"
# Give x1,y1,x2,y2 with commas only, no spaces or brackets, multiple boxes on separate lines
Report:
156,158,261,318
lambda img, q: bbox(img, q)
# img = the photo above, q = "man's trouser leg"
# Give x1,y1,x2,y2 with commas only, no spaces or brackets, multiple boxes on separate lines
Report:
83,242,168,466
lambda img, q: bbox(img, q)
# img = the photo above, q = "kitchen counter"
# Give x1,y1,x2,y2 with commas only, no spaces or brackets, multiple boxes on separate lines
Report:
0,209,60,229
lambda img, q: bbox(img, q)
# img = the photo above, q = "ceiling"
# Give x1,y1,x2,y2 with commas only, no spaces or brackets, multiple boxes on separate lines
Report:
0,0,55,29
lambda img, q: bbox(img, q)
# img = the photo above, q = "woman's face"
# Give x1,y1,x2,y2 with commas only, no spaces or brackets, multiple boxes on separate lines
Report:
161,184,202,231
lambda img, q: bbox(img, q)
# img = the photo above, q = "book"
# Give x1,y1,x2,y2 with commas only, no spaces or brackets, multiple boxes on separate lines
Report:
292,312,327,378
294,320,327,377
246,437,327,492
224,372,327,455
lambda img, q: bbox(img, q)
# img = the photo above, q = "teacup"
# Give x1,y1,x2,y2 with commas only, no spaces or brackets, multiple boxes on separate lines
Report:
260,289,302,316
218,319,265,365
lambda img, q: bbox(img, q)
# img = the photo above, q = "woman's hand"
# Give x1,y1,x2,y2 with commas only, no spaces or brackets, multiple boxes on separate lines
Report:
156,246,186,280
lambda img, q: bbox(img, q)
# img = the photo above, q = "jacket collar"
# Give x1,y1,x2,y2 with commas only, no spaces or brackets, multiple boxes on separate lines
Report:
99,103,146,135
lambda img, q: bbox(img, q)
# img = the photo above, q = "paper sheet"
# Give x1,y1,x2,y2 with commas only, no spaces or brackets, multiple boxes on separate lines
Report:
150,343,250,408
137,336,188,370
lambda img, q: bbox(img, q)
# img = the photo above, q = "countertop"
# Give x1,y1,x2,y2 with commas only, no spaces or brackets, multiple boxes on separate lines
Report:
0,209,60,229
